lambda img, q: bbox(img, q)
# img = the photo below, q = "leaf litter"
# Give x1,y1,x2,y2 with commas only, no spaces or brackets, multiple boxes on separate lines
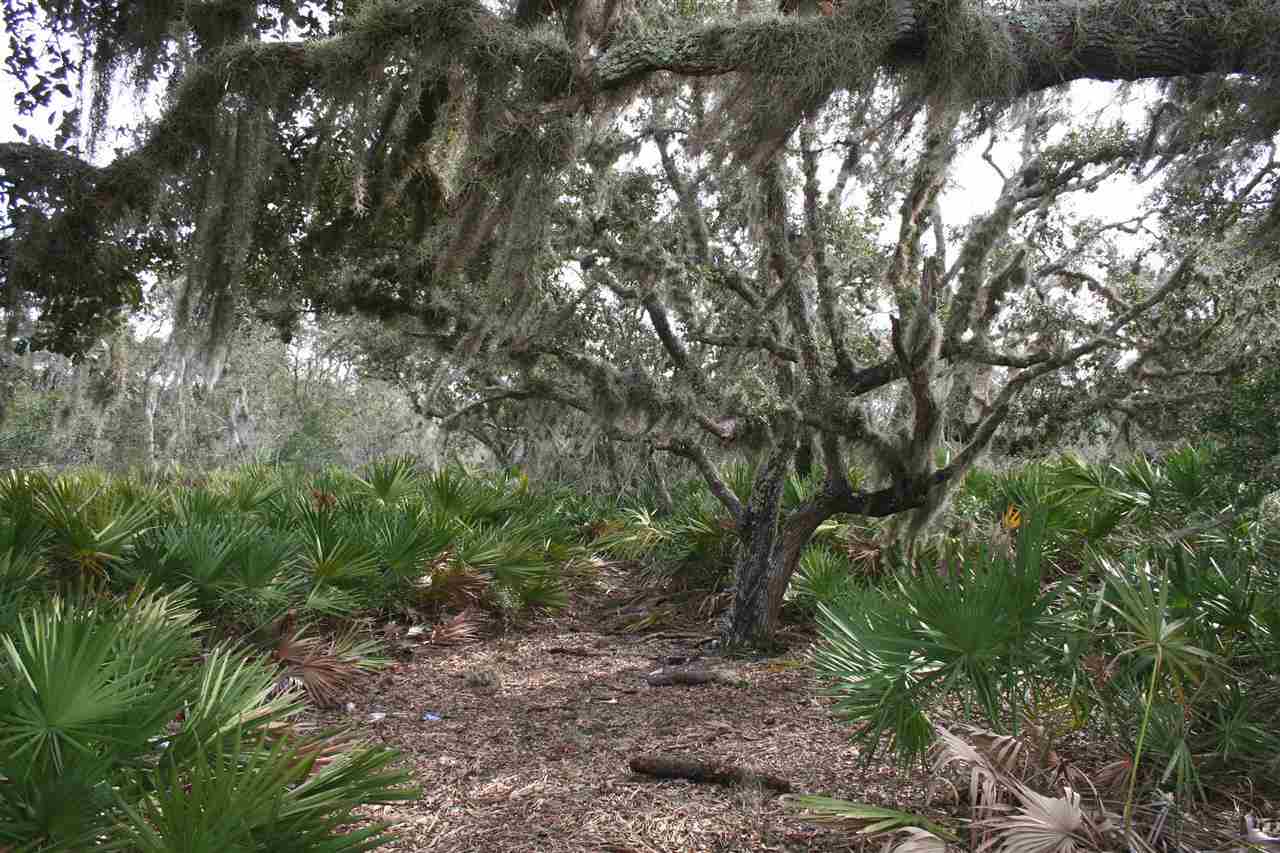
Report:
306,566,938,852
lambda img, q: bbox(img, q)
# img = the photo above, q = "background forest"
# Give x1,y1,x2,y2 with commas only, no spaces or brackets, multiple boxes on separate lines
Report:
3,0,1280,851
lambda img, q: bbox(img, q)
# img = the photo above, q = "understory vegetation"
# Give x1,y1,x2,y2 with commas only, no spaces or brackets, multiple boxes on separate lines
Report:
1,446,1276,850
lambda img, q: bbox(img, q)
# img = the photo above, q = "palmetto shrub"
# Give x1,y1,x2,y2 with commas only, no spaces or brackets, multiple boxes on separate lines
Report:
351,455,423,508
1085,545,1280,806
123,521,296,629
813,511,1066,765
811,481,1280,808
0,461,584,690
786,545,857,615
30,471,157,579
0,589,413,851
596,494,738,591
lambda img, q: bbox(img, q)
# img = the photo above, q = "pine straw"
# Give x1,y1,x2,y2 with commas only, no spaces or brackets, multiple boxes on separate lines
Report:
310,570,937,852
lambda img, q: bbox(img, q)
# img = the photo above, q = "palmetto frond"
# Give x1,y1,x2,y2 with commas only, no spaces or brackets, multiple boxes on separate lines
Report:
891,826,952,853
369,505,454,583
273,621,383,708
0,591,193,778
783,796,957,841
293,496,380,590
34,474,156,576
932,725,1007,834
168,644,297,764
119,731,412,853
984,784,1106,853
354,455,422,507
429,609,487,646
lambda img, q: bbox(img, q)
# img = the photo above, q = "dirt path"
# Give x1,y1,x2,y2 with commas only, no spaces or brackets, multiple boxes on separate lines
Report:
323,570,926,852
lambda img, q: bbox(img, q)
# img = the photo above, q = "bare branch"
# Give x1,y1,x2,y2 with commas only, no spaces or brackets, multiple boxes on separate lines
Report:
655,437,744,524
802,120,857,379
656,131,711,266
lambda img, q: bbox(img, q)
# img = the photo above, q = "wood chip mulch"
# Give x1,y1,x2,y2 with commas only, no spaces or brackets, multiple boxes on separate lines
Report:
312,569,934,853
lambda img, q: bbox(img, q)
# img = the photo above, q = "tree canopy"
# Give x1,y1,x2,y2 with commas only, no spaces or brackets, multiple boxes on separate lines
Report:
3,0,1280,641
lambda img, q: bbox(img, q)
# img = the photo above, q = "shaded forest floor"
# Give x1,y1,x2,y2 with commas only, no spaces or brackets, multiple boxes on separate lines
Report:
315,566,925,852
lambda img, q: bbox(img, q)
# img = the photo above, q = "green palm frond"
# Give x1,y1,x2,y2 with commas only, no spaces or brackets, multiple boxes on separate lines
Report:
813,510,1065,764
218,462,287,514
424,465,513,523
368,505,455,583
1099,556,1219,684
166,644,297,763
0,583,416,851
787,545,855,612
294,497,380,589
354,455,422,507
0,597,180,778
34,475,156,577
120,731,412,853
783,796,957,840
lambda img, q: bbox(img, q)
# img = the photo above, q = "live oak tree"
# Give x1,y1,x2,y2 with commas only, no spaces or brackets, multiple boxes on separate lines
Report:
3,0,1280,643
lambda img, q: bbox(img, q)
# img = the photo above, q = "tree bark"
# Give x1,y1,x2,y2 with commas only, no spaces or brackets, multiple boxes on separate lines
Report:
724,439,794,646
794,429,814,478
648,450,675,515
226,384,257,457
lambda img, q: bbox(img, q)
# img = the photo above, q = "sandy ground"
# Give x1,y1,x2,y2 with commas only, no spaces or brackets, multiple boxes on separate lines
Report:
314,568,933,852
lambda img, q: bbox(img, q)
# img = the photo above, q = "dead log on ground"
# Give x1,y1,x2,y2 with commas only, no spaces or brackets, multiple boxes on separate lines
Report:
645,666,739,687
628,754,792,793
546,646,603,657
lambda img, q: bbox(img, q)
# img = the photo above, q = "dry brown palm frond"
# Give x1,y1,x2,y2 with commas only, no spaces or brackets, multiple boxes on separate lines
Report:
424,559,489,609
695,589,732,618
1080,654,1116,690
1050,760,1109,816
846,543,885,576
969,726,1035,780
559,554,606,591
586,519,624,541
933,725,1008,850
274,629,371,708
1092,758,1132,796
429,608,486,646
257,722,363,773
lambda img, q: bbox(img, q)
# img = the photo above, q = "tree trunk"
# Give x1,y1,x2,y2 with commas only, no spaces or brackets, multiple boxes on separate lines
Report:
723,440,796,646
226,384,257,457
648,451,675,515
794,429,814,478
726,503,838,646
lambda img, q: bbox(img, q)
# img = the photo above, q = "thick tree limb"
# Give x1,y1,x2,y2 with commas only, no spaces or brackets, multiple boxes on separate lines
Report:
589,1,1280,96
802,122,857,380
629,754,792,793
10,0,1274,275
689,331,798,362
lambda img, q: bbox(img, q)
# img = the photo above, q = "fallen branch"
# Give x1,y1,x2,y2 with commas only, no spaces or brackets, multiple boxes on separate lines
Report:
628,754,792,793
546,646,604,657
636,632,716,643
645,666,739,687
